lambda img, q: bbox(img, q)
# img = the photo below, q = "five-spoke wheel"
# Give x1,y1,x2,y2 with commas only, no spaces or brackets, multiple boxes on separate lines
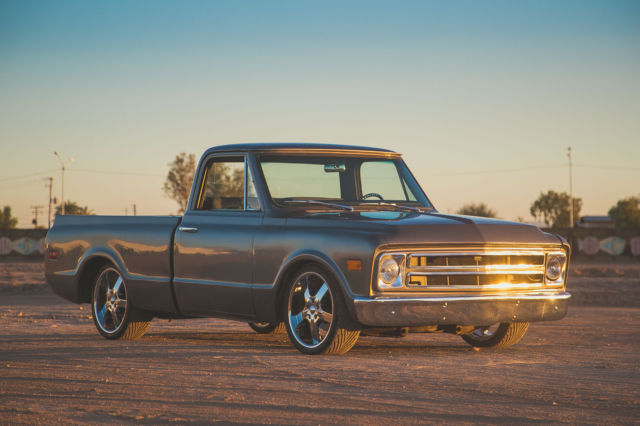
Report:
91,265,150,340
284,266,359,355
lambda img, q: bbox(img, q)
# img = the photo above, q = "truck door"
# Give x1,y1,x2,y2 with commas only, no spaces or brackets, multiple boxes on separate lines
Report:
173,154,262,317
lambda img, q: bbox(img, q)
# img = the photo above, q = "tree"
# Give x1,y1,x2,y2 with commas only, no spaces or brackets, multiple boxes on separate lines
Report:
163,152,196,214
608,196,640,229
530,190,582,227
0,206,18,230
456,202,497,218
55,201,93,215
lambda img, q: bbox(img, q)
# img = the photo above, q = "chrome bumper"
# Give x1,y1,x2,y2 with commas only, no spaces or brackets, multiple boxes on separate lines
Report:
353,291,570,327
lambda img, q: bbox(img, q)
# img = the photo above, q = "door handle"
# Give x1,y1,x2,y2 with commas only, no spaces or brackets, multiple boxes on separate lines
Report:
178,226,199,233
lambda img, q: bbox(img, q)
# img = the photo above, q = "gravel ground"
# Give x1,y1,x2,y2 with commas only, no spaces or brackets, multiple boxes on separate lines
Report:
0,261,639,424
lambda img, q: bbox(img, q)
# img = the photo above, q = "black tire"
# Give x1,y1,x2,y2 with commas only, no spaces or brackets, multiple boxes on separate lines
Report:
91,265,151,340
248,322,286,334
283,265,360,355
461,322,529,348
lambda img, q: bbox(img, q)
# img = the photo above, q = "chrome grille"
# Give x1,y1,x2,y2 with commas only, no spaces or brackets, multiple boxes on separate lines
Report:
405,251,546,291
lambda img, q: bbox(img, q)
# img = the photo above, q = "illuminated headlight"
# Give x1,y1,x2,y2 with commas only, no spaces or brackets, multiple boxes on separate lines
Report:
545,253,566,282
377,254,405,289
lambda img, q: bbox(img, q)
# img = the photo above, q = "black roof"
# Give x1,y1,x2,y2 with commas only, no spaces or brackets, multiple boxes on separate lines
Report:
204,143,399,157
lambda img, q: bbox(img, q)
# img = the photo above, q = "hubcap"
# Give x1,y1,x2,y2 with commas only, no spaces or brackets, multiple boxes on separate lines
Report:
288,272,334,349
93,268,128,334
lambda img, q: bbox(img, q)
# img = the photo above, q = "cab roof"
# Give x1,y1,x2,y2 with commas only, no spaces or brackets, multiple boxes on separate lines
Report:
204,143,400,157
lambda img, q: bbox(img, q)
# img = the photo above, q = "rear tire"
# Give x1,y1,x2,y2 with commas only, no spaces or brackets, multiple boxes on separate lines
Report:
461,322,529,348
283,265,360,355
91,265,151,340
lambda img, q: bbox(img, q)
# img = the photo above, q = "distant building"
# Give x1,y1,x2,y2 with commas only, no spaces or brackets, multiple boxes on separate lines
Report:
576,215,613,228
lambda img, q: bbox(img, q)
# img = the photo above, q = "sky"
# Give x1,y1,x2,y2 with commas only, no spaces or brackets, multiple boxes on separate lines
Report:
1,0,639,227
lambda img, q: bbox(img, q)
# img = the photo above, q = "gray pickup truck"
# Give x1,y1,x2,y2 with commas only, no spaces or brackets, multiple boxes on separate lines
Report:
45,143,570,355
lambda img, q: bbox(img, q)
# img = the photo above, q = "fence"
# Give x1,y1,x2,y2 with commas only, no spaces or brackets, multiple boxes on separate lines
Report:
1,227,639,260
543,227,639,259
0,229,47,260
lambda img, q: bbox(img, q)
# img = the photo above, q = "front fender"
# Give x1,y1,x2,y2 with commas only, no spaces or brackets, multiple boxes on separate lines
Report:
274,249,357,300
251,249,361,325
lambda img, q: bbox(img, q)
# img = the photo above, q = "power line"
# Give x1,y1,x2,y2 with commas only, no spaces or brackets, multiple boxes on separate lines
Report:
419,163,640,178
30,205,44,228
68,168,163,177
46,177,54,229
0,170,57,183
574,164,640,172
420,164,564,177
0,177,47,189
0,168,162,183
1,161,636,187
568,147,573,228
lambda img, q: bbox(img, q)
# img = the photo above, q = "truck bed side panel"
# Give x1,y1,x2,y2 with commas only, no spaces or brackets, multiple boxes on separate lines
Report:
45,215,181,313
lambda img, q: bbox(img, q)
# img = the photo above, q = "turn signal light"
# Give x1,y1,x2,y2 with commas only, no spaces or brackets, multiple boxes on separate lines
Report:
347,260,362,271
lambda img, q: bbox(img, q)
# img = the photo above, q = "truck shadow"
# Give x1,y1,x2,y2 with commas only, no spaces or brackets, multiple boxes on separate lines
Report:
140,330,483,355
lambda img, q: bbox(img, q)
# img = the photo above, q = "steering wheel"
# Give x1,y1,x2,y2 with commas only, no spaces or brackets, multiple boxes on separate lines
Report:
362,192,384,200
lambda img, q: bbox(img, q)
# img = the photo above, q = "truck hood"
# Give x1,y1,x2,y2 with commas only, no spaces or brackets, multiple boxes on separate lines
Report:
292,211,560,246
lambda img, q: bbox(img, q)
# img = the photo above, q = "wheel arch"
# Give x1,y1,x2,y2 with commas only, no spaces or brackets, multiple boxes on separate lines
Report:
272,251,358,326
76,249,125,303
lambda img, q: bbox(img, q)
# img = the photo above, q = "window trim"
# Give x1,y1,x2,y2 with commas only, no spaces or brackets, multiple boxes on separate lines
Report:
244,156,261,211
193,153,261,212
243,156,248,210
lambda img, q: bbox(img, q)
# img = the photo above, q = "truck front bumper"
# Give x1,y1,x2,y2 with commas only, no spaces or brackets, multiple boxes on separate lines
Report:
353,291,570,327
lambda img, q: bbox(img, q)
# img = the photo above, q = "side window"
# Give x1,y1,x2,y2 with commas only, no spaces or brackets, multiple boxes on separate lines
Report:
196,157,245,210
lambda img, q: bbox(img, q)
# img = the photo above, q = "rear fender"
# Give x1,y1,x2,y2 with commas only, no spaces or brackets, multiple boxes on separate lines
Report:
75,247,127,302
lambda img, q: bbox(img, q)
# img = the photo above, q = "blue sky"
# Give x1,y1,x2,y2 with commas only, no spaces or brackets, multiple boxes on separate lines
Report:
1,1,639,226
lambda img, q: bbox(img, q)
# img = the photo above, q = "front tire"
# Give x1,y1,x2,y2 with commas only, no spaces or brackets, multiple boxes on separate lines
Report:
461,322,529,348
248,322,285,334
91,265,151,340
283,266,360,355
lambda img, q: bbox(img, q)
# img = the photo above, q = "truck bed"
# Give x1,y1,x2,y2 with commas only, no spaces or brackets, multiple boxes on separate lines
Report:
45,215,182,313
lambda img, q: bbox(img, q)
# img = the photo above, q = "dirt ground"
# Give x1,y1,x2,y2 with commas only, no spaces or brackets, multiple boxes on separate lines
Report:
1,261,639,424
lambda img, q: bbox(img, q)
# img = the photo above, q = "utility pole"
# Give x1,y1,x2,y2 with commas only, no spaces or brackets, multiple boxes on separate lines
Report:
133,204,137,216
46,177,54,228
54,152,74,215
31,205,44,228
568,147,573,228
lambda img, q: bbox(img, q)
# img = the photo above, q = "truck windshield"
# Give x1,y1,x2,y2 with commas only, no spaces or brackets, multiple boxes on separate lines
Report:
259,155,432,208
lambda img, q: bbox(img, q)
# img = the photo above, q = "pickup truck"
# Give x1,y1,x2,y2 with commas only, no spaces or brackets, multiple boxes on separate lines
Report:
45,143,570,355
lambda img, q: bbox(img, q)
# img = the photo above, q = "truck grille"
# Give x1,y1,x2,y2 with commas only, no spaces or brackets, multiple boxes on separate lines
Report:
405,251,546,291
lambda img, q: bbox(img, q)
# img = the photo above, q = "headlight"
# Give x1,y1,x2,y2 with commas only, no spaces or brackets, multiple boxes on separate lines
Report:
380,257,400,283
377,254,405,289
545,253,566,282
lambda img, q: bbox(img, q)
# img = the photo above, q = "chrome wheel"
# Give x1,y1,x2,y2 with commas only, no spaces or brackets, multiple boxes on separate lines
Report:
461,322,530,348
466,324,500,342
287,271,334,350
248,321,285,334
93,267,128,335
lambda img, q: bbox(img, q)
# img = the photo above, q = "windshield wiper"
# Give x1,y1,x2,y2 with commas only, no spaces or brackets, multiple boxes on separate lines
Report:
363,202,424,212
281,199,354,212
